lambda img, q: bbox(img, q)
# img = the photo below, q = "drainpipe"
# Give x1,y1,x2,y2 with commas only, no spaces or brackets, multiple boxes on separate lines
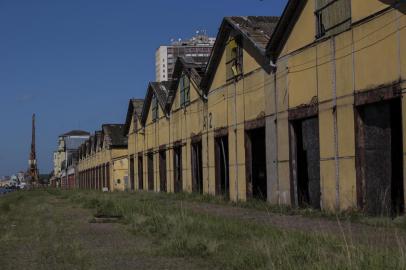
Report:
234,80,239,201
273,68,280,205
331,38,340,211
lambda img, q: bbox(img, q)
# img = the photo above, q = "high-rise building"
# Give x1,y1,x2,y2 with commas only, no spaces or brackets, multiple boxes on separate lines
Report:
155,31,215,82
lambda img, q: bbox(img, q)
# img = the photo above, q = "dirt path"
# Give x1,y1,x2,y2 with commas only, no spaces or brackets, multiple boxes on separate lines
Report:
0,194,210,270
51,198,208,270
182,201,406,248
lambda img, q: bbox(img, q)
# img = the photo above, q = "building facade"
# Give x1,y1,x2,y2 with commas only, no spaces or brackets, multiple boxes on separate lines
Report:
68,1,406,217
51,130,90,188
126,2,406,216
265,0,406,215
77,124,128,191
129,16,278,202
155,32,215,82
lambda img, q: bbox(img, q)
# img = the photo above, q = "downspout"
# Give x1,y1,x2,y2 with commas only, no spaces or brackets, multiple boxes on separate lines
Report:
206,103,210,194
331,38,340,211
234,80,239,201
273,65,280,204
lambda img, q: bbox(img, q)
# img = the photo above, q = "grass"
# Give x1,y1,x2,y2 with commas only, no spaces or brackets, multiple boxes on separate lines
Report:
162,191,406,230
1,189,406,269
0,191,90,270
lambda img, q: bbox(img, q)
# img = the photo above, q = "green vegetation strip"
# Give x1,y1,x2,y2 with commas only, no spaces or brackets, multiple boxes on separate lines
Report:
1,190,405,270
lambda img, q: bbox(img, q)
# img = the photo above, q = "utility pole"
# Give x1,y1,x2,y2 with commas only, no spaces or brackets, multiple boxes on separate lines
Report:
28,113,39,187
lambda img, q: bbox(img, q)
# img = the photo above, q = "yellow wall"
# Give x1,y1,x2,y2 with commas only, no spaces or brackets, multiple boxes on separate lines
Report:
112,155,128,191
123,4,406,214
351,0,390,23
128,39,268,201
78,146,128,192
280,0,316,57
270,4,406,211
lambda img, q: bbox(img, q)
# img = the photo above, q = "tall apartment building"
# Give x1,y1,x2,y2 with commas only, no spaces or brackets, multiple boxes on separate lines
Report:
155,31,215,82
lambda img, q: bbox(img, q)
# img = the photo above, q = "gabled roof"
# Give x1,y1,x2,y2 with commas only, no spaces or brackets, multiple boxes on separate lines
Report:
90,135,96,153
201,16,279,92
170,57,208,101
266,0,307,61
95,130,103,150
60,130,90,137
64,136,88,151
86,136,92,155
140,81,175,126
102,124,127,148
124,98,144,135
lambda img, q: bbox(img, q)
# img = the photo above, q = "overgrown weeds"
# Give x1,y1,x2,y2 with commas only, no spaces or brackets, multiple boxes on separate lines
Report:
35,189,406,269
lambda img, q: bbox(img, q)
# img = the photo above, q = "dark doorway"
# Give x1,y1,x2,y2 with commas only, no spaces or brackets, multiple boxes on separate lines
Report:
159,150,167,192
246,127,267,200
106,163,111,191
173,145,183,193
215,135,229,198
356,99,404,216
138,154,144,190
130,155,135,191
291,116,321,209
102,165,105,189
147,153,154,191
191,141,203,194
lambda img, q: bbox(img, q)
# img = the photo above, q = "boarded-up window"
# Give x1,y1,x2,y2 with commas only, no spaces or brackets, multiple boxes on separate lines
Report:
132,113,138,132
152,95,159,121
180,74,190,107
226,38,243,81
315,0,351,38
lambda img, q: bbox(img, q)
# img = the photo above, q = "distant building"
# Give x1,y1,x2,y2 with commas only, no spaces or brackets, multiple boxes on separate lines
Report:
155,31,215,82
51,130,90,188
77,124,128,192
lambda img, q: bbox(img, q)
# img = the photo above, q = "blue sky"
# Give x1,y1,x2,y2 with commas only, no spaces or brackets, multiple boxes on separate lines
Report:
0,0,287,176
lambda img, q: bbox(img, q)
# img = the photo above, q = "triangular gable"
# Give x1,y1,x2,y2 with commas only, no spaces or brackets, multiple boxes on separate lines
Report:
124,98,144,135
201,16,279,92
266,0,313,60
168,57,207,111
95,131,103,151
102,124,127,148
140,81,172,126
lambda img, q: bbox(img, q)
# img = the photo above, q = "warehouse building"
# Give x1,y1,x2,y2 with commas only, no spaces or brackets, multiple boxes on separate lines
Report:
77,124,128,191
265,0,406,215
68,0,406,217
127,16,279,202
